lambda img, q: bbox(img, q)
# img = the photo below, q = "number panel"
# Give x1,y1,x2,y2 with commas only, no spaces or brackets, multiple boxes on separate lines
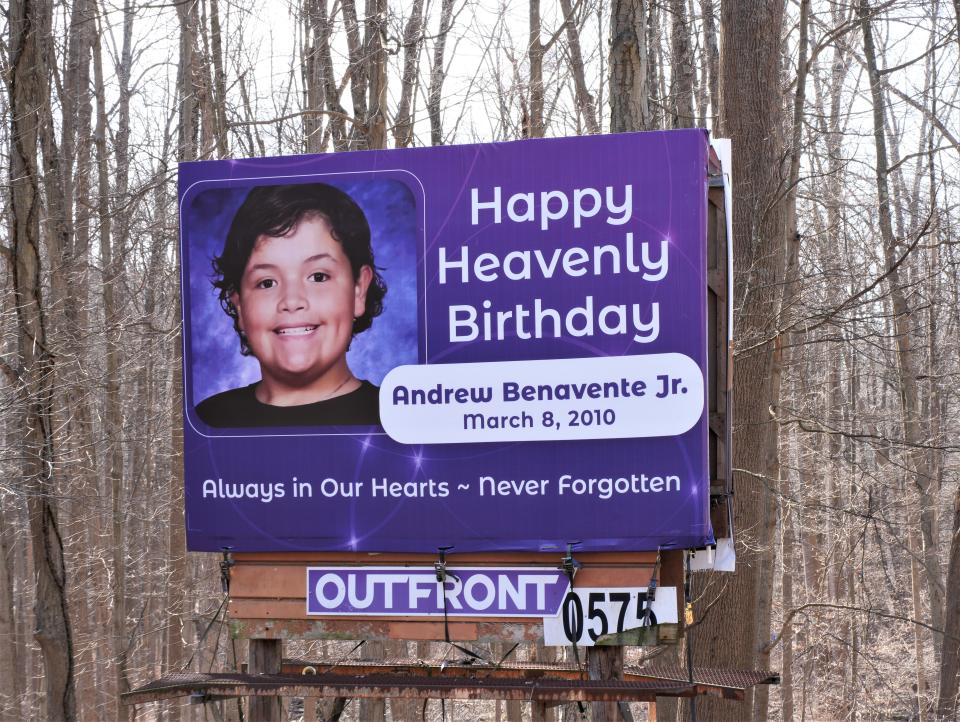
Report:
543,586,678,646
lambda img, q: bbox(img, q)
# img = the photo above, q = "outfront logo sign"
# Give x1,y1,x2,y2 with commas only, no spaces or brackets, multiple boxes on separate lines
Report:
306,567,570,617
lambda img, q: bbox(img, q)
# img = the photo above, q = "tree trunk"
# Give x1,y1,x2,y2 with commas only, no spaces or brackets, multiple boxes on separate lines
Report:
936,486,960,718
207,0,230,157
428,0,455,145
606,1,661,714
700,0,719,128
364,0,388,149
393,0,424,148
8,1,77,719
58,3,98,712
0,505,23,722
306,0,349,152
910,526,929,722
176,0,200,161
689,1,787,720
93,24,131,719
609,0,652,132
860,0,944,661
559,0,599,134
341,0,369,149
780,476,796,722
301,0,324,154
668,0,694,128
166,5,199,718
775,3,809,712
527,0,545,137
649,2,666,129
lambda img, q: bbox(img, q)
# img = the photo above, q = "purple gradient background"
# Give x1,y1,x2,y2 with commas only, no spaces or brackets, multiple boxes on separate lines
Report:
178,130,714,553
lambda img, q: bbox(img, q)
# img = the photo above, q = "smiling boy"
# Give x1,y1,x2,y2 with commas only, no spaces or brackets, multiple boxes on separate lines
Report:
196,183,387,427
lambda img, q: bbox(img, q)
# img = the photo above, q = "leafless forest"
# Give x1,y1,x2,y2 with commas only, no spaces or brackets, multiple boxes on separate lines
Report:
2,0,959,720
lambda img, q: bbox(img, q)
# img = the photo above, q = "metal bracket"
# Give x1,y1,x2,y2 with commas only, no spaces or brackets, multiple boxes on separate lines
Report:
559,541,582,583
435,545,454,583
219,547,235,594
640,550,661,627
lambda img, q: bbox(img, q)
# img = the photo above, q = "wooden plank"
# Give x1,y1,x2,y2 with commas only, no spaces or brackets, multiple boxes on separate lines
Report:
230,598,532,625
232,551,659,564
231,566,302,598
659,551,685,627
230,617,548,643
708,186,725,209
387,621,477,640
227,551,672,643
248,640,283,722
532,700,548,722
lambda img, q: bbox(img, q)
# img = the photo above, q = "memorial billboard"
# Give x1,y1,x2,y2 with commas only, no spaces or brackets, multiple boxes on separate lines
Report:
179,129,715,553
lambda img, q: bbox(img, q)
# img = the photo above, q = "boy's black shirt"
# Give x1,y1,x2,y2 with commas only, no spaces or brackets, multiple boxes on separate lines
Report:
195,380,380,428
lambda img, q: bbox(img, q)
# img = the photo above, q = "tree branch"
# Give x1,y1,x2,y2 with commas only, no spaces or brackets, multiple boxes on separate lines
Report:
763,602,959,655
227,108,358,129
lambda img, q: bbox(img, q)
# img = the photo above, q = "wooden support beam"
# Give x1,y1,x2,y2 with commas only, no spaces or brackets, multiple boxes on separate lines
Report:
248,639,283,722
588,645,624,722
532,700,547,721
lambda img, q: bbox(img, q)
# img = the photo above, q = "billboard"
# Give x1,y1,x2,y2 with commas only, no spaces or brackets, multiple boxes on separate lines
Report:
179,129,714,553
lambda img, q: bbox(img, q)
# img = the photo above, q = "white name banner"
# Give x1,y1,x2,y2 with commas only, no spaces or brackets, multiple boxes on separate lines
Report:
380,354,704,444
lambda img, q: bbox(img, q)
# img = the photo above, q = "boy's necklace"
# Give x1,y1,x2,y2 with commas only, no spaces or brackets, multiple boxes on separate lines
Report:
321,374,357,401
256,375,358,405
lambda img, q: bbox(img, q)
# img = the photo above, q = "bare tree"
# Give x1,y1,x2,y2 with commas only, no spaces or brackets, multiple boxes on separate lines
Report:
688,0,787,720
938,487,960,718
668,0,694,127
559,0,599,134
609,0,653,132
428,0,455,145
7,0,77,719
393,0,425,148
166,4,200,715
365,0,389,149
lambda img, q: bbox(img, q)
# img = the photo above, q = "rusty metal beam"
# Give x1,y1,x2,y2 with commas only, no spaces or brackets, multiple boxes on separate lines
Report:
280,657,587,679
279,657,778,692
125,661,779,707
123,672,694,706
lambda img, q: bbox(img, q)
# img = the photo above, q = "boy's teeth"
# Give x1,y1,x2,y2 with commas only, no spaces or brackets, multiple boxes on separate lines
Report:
277,326,316,335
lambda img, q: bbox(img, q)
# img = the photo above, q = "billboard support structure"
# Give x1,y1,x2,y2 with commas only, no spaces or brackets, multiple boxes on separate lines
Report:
122,130,772,720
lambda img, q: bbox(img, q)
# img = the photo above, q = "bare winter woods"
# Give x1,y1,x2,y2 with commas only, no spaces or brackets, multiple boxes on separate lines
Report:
1,0,958,720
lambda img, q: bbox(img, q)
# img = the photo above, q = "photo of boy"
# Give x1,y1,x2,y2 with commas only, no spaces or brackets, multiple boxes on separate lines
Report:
195,183,387,427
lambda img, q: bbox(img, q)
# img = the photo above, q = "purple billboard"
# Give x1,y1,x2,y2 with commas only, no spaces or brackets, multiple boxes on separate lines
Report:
179,129,714,553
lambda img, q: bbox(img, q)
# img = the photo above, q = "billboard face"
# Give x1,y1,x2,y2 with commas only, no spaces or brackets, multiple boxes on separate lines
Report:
179,129,713,553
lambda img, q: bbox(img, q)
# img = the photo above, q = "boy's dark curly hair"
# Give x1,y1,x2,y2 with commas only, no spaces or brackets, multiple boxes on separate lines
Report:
212,183,387,356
